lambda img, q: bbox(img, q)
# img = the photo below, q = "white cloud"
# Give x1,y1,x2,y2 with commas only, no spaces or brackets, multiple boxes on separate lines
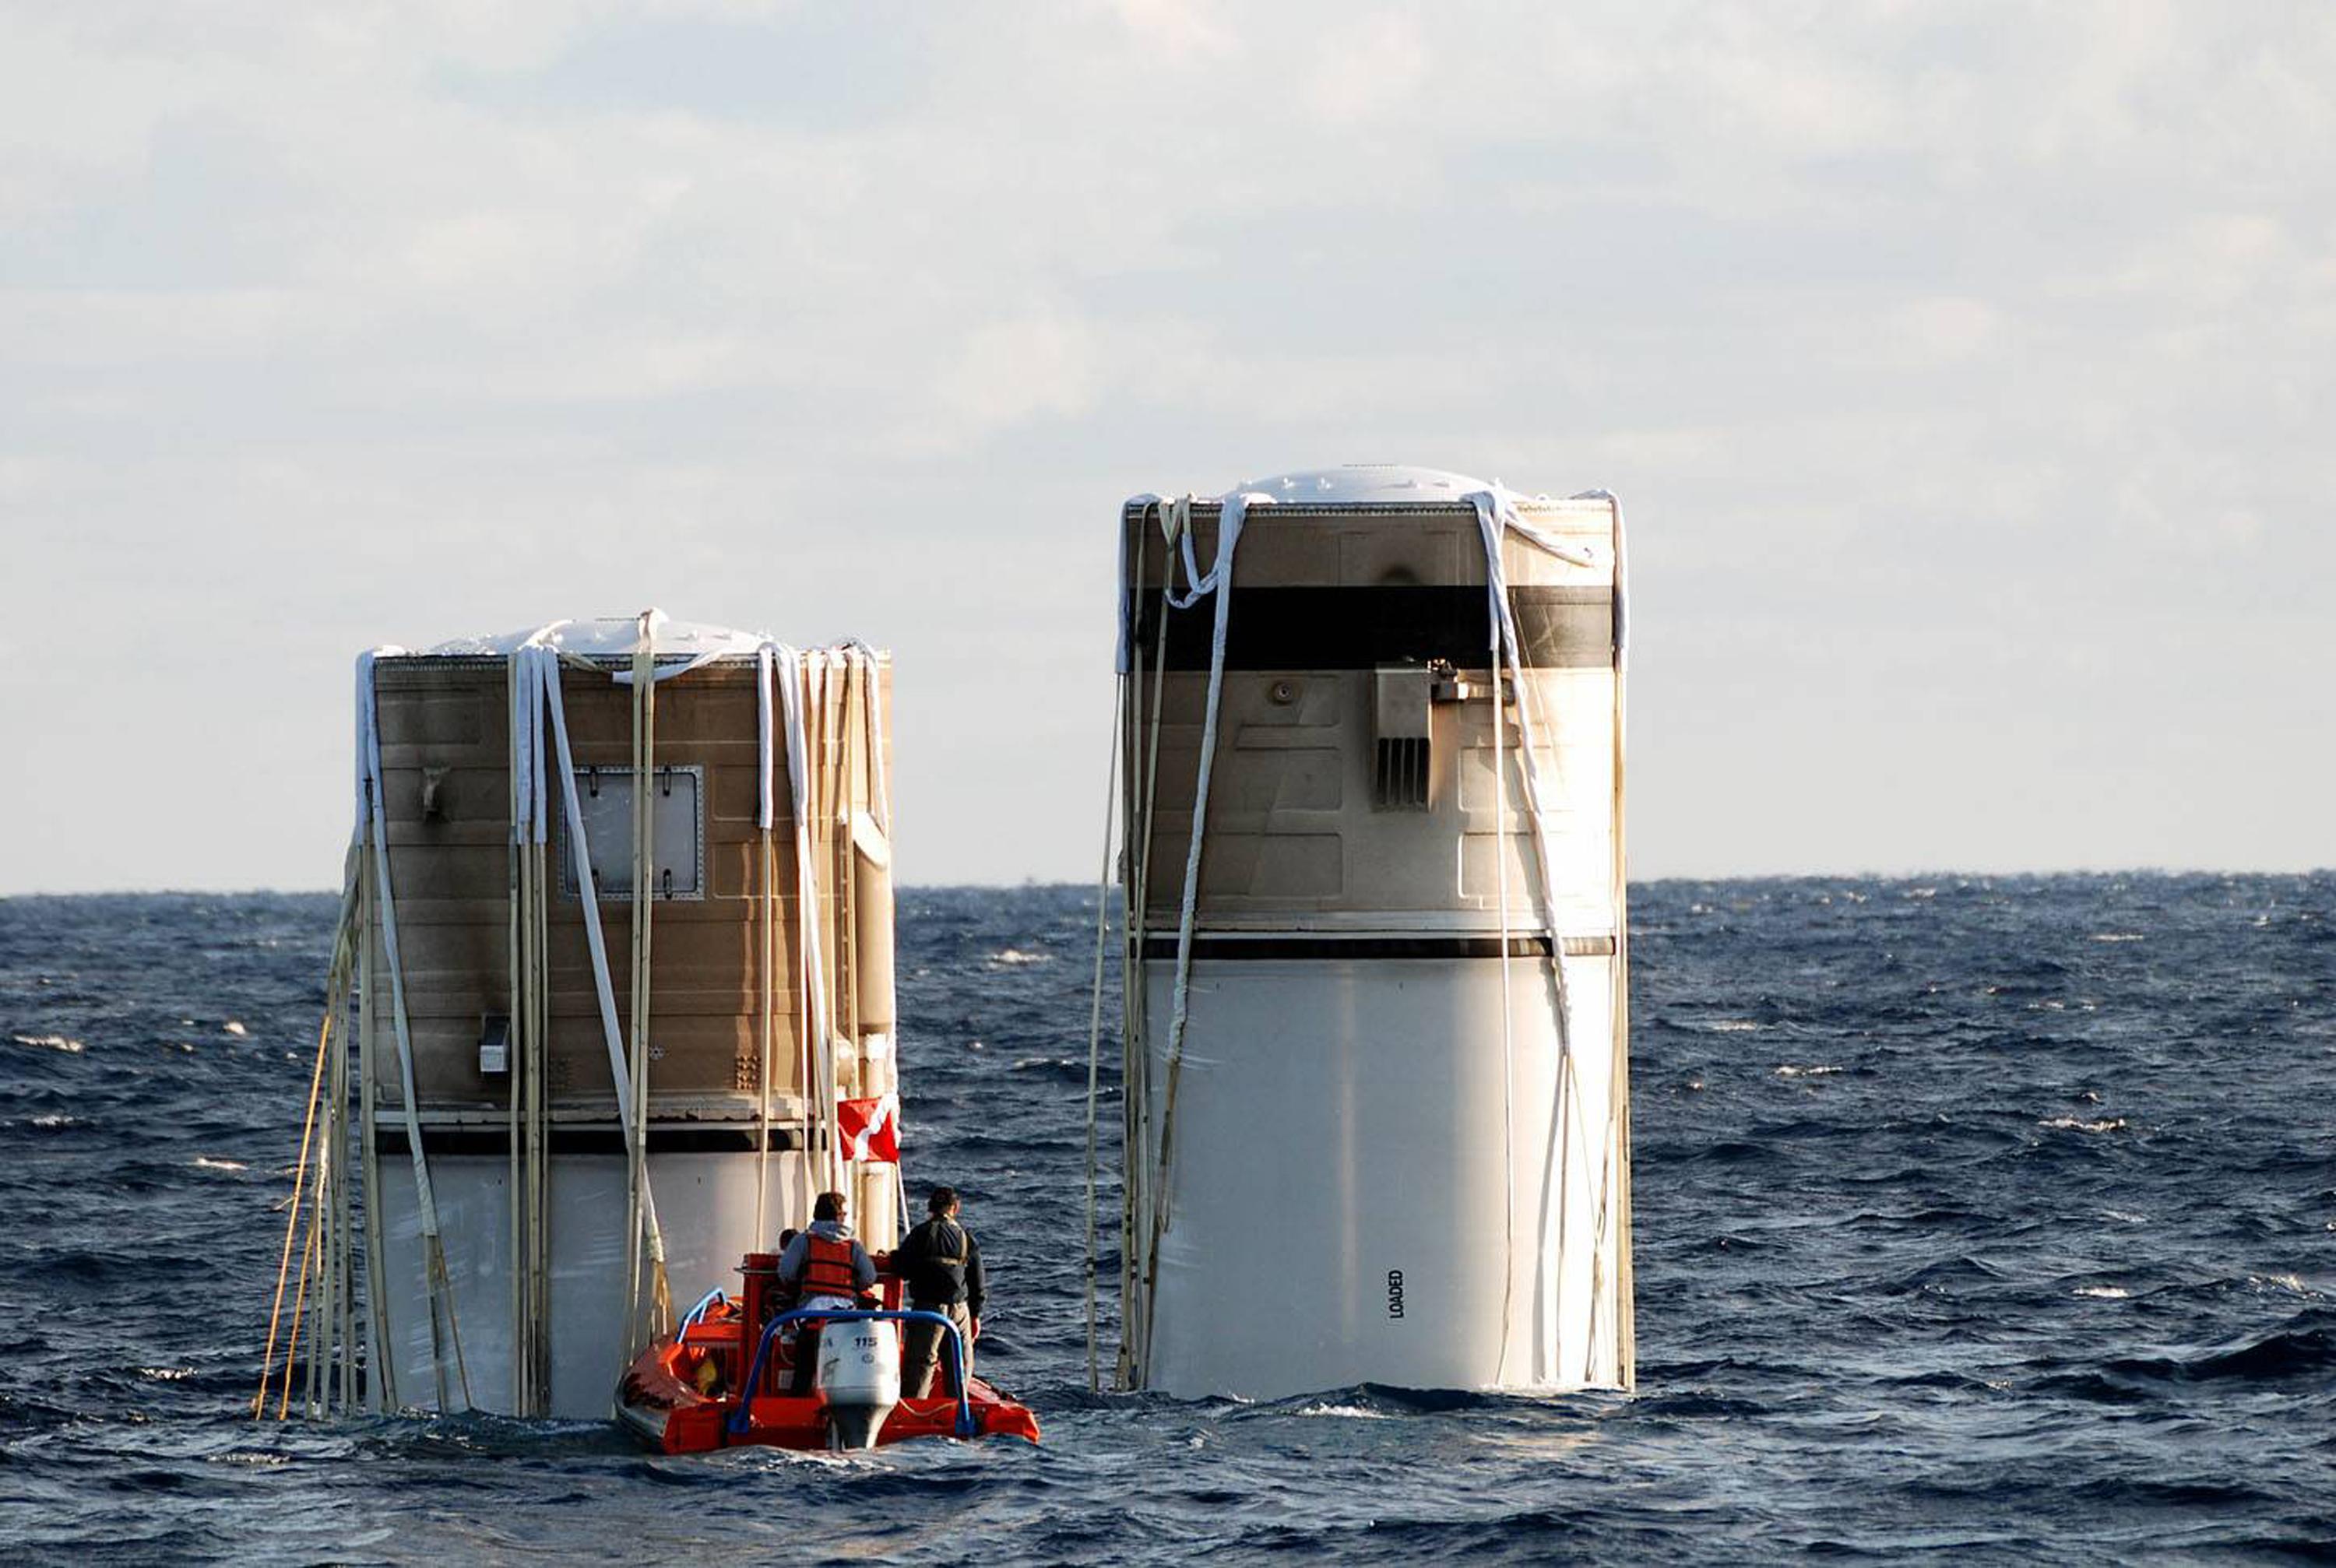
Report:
1103,0,1242,64
933,308,1103,441
1300,13,1430,128
1890,296,2007,364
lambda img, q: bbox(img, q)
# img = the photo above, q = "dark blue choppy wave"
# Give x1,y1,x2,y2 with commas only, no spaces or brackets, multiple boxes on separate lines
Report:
2,875,2332,1563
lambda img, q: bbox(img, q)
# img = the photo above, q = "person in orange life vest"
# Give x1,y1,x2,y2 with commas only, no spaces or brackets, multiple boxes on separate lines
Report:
773,1190,878,1394
892,1186,986,1399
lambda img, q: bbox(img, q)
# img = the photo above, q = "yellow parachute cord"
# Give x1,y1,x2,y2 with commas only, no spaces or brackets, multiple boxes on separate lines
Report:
255,877,357,1418
254,1000,332,1417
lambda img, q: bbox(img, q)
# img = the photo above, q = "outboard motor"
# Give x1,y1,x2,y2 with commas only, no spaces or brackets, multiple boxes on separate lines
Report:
814,1319,901,1450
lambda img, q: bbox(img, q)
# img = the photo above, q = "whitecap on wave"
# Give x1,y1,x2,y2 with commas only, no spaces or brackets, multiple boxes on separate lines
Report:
2249,1273,2318,1296
1775,1064,1842,1078
2039,1116,2127,1134
12,1034,84,1053
988,949,1051,966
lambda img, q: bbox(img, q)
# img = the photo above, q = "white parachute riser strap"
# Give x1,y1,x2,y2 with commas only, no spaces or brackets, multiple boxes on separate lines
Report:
505,655,524,1411
1156,494,1263,1111
1124,520,1177,1385
757,649,785,1243
756,643,779,832
1127,496,1194,1381
755,821,776,1245
533,648,670,1280
765,641,841,1200
1471,488,1638,1387
1606,493,1634,1386
501,639,555,1407
1490,482,1602,571
754,645,779,1246
1489,585,1521,1386
808,656,840,1197
1468,494,1588,1387
843,638,893,832
1483,542,1585,1387
1573,490,1631,1385
522,645,547,1298
833,642,906,1237
1111,500,1164,1387
811,652,845,1196
1139,490,1271,1379
356,651,471,1412
1083,672,1124,1393
1128,492,1207,1380
1115,493,1165,676
328,958,357,1413
355,857,396,1412
512,632,555,1413
783,645,820,1193
839,644,909,1237
623,613,661,1345
1465,493,1578,1030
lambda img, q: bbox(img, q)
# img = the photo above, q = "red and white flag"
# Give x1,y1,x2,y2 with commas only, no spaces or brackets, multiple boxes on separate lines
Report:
838,1093,899,1164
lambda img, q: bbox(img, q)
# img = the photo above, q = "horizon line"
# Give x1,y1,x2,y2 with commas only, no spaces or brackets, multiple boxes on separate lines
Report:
3,864,2330,901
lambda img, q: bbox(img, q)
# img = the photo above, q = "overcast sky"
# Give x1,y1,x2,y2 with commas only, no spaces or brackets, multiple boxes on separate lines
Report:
2,1,2329,893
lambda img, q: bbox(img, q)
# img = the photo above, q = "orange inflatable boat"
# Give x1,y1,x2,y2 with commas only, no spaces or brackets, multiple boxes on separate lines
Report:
615,1252,1040,1454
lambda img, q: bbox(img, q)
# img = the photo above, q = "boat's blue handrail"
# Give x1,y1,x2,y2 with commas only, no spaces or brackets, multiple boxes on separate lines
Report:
678,1289,727,1334
730,1308,974,1440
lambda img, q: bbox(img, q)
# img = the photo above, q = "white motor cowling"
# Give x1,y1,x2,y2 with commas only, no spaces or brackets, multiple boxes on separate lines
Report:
814,1319,901,1450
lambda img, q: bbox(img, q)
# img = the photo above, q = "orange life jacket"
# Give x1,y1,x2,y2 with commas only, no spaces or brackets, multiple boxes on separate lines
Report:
797,1233,871,1303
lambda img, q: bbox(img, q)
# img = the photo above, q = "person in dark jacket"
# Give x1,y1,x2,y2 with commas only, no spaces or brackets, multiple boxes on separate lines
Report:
892,1187,985,1397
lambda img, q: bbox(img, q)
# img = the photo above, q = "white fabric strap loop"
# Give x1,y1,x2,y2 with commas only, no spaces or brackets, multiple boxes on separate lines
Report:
763,640,839,1192
536,649,667,1265
1163,492,1261,611
756,644,780,831
1477,482,1600,569
1115,495,1163,674
355,649,469,1408
1138,488,1272,1380
355,653,439,1229
843,639,892,829
1468,486,1636,1387
1465,490,1578,1002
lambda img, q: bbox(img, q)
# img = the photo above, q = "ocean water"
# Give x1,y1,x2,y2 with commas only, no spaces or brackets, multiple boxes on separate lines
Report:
2,875,2331,1564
